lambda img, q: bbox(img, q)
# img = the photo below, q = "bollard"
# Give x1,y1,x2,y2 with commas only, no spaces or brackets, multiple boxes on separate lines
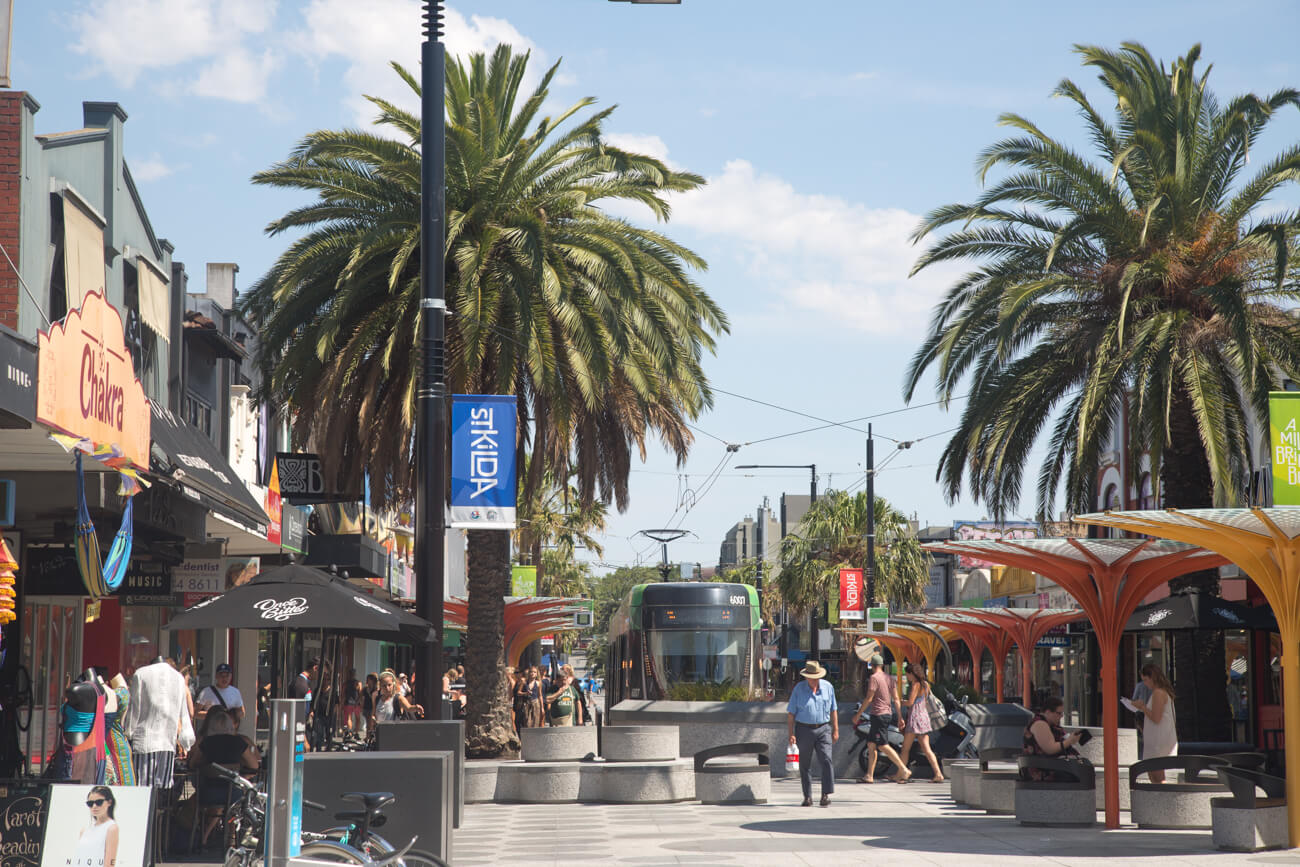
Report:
266,699,308,867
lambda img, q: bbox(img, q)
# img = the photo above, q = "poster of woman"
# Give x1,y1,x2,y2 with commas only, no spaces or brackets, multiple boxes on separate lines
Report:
40,785,151,867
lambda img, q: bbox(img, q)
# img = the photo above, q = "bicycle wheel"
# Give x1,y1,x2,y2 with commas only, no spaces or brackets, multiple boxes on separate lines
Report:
397,849,451,867
298,840,368,864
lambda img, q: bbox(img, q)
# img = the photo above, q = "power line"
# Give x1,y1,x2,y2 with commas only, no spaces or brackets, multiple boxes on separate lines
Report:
740,395,970,448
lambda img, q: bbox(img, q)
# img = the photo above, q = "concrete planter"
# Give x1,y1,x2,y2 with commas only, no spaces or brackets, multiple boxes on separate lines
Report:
601,725,680,762
520,726,598,762
947,760,981,805
1212,801,1289,852
1074,726,1137,768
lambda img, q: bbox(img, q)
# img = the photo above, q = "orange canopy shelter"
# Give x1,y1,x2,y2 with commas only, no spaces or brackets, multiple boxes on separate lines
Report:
925,538,1225,829
911,610,1015,702
1076,509,1300,845
445,597,586,668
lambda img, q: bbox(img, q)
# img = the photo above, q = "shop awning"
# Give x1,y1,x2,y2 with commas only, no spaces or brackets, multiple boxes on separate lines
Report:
1125,591,1277,632
149,403,268,536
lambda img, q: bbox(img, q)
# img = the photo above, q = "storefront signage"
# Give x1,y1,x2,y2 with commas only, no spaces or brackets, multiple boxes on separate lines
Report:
265,460,282,546
1269,391,1300,505
172,558,223,596
0,780,49,866
41,783,153,867
36,290,150,467
21,547,85,596
118,562,178,606
510,565,537,597
275,452,354,504
281,504,308,554
838,568,864,620
449,394,517,529
0,327,37,424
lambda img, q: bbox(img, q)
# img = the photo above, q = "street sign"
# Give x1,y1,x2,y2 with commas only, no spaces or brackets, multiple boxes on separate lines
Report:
276,452,355,504
866,605,889,634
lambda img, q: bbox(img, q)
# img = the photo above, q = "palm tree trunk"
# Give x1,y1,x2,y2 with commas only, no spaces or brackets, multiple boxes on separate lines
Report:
1159,389,1230,742
465,529,520,757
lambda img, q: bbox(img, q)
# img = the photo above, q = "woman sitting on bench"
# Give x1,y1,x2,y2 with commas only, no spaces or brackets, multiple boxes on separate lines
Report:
1022,696,1086,781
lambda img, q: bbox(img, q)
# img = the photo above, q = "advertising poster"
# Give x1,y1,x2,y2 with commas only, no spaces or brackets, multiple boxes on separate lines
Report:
40,784,152,867
225,556,261,589
952,520,1038,568
510,565,537,597
1269,391,1300,506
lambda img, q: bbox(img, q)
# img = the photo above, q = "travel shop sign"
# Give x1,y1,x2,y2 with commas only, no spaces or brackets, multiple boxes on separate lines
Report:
36,289,150,467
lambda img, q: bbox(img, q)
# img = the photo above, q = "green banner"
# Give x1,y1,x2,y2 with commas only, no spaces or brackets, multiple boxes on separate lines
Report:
1269,392,1300,505
510,565,537,597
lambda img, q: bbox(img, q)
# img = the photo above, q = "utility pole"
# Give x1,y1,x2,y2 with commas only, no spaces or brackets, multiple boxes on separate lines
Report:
414,0,447,714
866,423,876,606
755,503,765,621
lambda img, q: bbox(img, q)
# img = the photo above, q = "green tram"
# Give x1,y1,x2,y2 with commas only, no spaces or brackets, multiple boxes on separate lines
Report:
605,582,762,711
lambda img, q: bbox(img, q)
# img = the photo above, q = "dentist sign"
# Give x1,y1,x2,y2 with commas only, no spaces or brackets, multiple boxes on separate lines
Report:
450,394,518,529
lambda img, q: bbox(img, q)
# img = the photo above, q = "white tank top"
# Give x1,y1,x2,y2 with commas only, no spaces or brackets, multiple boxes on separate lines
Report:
73,818,116,867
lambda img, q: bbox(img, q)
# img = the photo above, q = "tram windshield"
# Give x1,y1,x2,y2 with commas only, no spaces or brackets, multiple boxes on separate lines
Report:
648,629,751,697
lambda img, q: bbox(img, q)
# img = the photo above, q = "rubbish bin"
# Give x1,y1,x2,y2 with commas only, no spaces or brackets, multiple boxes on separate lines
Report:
965,703,1033,756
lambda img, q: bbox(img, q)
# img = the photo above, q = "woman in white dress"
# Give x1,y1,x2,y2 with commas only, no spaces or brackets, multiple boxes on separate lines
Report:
1132,664,1178,783
73,785,119,867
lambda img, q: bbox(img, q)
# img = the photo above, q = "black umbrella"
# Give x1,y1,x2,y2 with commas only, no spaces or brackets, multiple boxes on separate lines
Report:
1125,591,1277,632
165,563,436,643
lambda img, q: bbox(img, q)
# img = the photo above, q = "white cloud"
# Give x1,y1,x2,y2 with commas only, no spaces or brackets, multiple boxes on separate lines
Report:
69,0,280,101
604,133,673,166
129,153,184,182
289,1,542,126
657,159,962,335
193,47,279,103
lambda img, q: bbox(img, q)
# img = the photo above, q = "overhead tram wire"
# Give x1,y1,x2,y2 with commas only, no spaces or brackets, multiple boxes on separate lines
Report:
739,395,970,448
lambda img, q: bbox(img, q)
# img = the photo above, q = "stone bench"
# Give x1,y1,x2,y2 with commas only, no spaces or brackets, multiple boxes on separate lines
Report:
694,743,771,805
520,726,598,762
1211,766,1287,852
601,725,679,762
465,758,696,804
976,768,1020,814
1014,756,1096,827
1130,755,1230,829
1074,725,1137,768
947,759,981,805
1093,765,1130,811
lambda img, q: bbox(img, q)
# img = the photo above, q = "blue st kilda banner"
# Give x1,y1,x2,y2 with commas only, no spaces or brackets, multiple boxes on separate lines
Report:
449,394,518,529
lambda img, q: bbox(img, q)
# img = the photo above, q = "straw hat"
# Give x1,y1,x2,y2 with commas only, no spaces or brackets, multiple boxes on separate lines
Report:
799,660,827,679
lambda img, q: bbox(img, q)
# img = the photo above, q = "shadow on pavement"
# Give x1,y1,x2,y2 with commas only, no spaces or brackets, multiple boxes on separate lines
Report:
738,816,1220,858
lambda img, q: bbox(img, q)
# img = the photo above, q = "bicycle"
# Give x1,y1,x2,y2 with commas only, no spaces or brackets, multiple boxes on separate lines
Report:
210,765,448,867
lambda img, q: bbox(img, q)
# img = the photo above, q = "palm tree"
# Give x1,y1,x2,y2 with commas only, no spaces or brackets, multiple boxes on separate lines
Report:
241,46,726,756
905,42,1300,521
776,490,930,616
905,42,1300,740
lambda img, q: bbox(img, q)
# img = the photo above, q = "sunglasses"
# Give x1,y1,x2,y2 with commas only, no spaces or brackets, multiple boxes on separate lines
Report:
86,798,109,807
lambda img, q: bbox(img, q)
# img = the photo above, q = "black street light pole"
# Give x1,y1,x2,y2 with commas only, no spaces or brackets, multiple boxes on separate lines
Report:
866,424,876,607
414,0,448,715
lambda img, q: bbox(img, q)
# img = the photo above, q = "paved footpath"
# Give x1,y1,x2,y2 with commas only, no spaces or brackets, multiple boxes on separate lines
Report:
455,776,1300,866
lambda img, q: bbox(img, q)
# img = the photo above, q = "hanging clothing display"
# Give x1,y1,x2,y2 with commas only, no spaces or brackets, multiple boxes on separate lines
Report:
104,682,135,786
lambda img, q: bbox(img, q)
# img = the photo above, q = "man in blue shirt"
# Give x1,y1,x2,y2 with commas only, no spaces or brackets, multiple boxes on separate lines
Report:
786,660,839,806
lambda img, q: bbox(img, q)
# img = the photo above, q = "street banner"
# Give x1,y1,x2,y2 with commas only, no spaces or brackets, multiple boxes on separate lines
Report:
1269,392,1300,505
839,568,864,620
511,565,537,597
450,394,517,529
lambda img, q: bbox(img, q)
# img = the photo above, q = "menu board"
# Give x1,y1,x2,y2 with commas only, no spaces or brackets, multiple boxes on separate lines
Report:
0,782,153,867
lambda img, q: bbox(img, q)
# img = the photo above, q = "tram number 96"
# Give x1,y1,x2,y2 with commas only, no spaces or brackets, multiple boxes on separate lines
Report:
728,595,747,605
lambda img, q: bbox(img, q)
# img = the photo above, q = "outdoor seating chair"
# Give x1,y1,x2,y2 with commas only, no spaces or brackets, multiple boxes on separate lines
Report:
694,743,770,805
1130,755,1230,829
1211,766,1287,852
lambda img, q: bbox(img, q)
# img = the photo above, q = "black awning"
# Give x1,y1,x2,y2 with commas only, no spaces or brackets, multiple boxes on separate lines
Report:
1125,592,1277,632
149,403,269,535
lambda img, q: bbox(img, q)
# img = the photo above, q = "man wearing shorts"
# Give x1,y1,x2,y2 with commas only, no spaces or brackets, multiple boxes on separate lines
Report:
851,655,911,783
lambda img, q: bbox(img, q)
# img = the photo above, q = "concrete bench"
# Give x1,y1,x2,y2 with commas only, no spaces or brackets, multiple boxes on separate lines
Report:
1130,755,1230,829
520,726,598,762
1211,766,1287,852
977,768,1020,814
1014,756,1095,827
1093,765,1129,811
694,742,771,805
947,759,981,805
601,725,679,762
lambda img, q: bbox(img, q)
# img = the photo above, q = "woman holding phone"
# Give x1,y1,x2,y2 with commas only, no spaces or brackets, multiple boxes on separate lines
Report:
1022,696,1088,781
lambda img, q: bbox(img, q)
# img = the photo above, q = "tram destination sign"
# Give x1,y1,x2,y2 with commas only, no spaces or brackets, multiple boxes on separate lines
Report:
648,604,749,629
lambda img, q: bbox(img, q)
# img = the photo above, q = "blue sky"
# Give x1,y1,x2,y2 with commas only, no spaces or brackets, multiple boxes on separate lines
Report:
14,1,1300,572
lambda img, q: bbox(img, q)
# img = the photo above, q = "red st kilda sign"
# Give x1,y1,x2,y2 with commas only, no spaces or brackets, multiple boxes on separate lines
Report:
839,568,864,620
